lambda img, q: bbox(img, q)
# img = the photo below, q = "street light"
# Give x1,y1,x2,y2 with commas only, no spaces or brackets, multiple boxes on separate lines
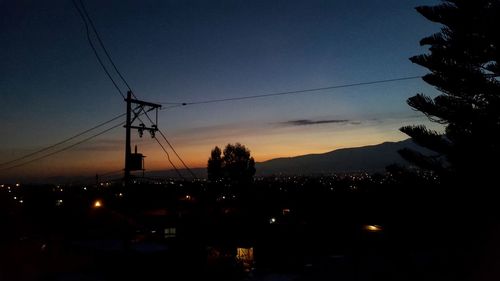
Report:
93,200,102,208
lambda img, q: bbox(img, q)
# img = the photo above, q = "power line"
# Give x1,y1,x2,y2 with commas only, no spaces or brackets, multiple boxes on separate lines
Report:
131,109,191,176
153,136,185,179
161,104,184,110
77,0,133,93
126,109,185,177
133,113,194,179
129,100,193,176
159,76,423,107
0,121,124,172
71,1,213,179
157,129,198,179
72,2,423,183
150,76,421,177
138,111,196,179
0,113,125,168
72,0,125,99
1,1,192,178
137,108,195,177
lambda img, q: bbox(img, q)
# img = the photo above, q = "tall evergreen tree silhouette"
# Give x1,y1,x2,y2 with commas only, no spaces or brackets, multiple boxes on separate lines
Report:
400,0,500,184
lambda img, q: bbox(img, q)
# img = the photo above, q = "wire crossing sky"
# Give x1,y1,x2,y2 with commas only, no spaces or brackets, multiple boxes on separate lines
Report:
0,0,442,182
159,76,423,106
72,0,196,177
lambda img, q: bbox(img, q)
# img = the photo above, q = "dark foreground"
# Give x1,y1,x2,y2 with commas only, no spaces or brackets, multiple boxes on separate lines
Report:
1,176,499,281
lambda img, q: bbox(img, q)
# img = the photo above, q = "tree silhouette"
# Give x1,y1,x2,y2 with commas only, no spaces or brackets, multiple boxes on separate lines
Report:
207,146,223,182
207,143,256,183
400,0,500,184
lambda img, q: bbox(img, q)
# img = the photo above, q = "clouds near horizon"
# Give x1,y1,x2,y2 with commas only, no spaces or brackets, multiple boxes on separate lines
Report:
278,119,351,126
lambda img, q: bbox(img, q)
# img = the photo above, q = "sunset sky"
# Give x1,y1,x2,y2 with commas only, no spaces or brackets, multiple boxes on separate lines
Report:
0,0,442,181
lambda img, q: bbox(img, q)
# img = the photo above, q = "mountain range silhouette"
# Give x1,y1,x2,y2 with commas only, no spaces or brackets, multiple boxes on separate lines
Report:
148,138,430,178
255,138,430,175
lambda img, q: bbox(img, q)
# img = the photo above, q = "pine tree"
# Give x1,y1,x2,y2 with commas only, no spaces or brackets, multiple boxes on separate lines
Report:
400,0,500,185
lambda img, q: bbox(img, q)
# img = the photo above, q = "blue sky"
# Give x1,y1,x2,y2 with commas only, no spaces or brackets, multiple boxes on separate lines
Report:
0,0,442,181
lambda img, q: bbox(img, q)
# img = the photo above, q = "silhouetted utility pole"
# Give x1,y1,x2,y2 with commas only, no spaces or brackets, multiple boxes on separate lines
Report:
124,91,161,186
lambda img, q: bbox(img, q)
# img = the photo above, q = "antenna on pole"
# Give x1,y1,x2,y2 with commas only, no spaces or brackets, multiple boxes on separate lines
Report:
124,91,161,187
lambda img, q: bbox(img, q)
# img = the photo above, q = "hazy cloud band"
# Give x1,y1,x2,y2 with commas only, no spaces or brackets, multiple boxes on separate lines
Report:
279,119,351,126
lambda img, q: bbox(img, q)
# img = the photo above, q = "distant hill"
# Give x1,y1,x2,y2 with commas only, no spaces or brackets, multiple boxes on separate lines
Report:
146,139,430,178
5,139,429,184
255,139,429,175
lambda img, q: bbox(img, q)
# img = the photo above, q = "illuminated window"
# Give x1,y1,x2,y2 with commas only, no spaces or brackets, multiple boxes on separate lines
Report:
236,247,254,272
164,227,176,239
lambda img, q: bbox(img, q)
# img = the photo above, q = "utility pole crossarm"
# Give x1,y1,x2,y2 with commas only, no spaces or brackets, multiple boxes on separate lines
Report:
129,125,157,131
126,98,161,109
124,91,161,186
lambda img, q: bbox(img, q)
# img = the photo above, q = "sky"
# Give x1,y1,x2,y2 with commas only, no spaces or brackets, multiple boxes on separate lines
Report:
0,0,443,182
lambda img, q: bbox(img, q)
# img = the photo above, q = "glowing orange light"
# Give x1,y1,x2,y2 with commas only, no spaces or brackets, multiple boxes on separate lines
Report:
93,200,102,208
365,225,382,232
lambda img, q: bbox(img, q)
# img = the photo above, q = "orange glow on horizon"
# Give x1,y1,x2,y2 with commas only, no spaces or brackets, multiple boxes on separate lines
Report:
0,135,408,180
1,117,442,180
